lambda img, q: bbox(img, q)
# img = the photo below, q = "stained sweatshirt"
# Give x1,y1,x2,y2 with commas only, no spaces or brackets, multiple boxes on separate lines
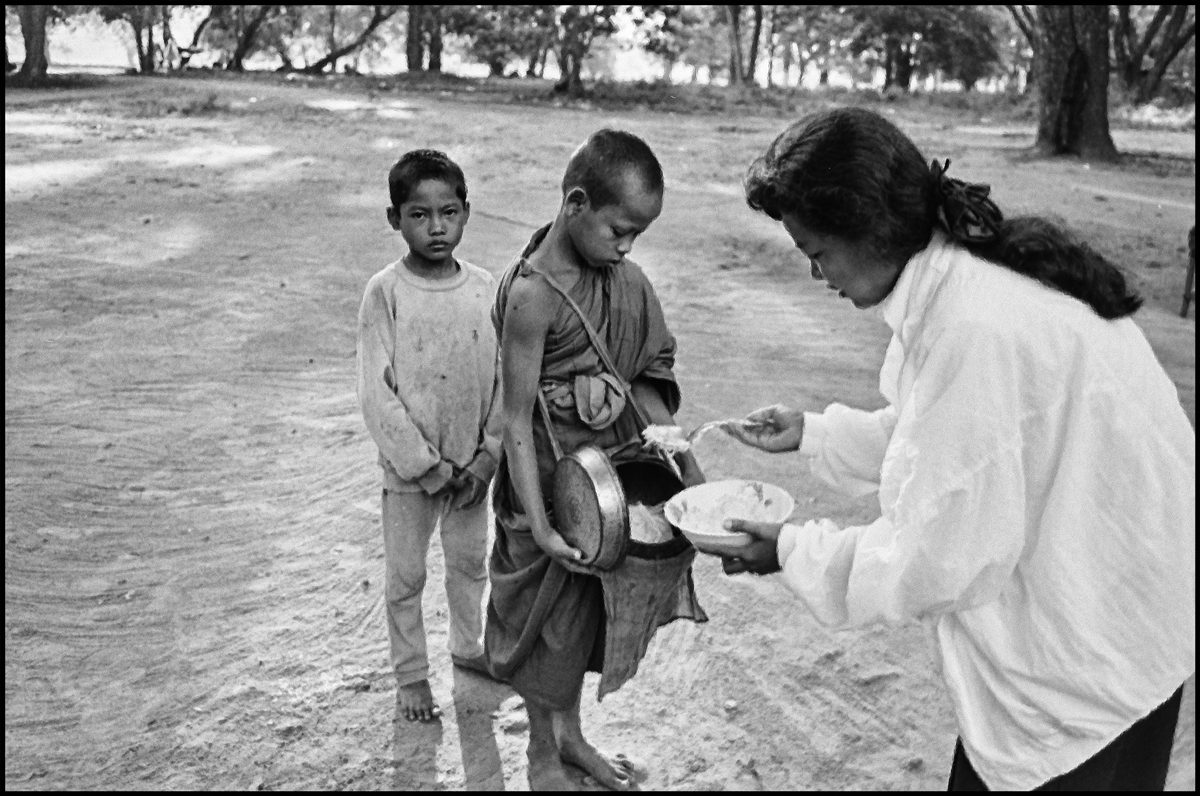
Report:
356,258,502,494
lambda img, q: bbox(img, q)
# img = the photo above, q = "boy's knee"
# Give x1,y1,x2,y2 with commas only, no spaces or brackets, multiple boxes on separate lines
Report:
386,569,428,602
445,550,487,580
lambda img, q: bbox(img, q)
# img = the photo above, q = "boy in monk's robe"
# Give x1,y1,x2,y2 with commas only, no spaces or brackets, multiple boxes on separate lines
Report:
485,129,704,790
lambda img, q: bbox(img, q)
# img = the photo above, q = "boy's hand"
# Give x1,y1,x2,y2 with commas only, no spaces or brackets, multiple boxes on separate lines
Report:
719,519,783,575
533,525,585,567
450,471,489,510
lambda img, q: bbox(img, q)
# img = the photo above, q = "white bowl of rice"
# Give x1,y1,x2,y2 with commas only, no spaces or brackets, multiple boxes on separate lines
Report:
664,479,795,555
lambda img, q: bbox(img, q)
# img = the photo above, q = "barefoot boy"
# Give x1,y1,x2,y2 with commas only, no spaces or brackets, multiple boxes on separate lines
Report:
486,129,704,790
356,149,501,722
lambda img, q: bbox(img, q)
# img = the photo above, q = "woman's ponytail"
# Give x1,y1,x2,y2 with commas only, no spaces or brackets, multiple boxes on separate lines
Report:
930,160,1142,319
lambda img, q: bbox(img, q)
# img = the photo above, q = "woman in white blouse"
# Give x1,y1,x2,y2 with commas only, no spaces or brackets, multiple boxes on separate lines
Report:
721,107,1195,791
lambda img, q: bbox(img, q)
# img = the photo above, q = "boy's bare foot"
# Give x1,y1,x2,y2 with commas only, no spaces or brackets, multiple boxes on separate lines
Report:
451,652,498,681
528,738,579,791
397,679,442,722
559,739,635,791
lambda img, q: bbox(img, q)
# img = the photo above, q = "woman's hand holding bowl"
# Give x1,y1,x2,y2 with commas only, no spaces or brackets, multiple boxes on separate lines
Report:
719,518,784,575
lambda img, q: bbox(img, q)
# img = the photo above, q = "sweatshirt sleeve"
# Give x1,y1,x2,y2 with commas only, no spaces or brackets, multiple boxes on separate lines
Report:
799,404,898,497
465,347,503,483
356,276,447,484
776,325,1028,628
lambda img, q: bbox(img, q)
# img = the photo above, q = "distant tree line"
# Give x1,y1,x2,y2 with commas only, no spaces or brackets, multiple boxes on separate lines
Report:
7,5,1196,160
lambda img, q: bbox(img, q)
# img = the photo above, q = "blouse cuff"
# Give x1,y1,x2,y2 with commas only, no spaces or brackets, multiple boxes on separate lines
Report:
798,411,827,457
777,522,803,566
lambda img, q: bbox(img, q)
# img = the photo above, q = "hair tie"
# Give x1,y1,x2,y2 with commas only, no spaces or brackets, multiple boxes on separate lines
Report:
931,158,1003,244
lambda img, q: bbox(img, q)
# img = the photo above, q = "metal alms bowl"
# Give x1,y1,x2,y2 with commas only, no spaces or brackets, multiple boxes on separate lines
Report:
551,445,629,570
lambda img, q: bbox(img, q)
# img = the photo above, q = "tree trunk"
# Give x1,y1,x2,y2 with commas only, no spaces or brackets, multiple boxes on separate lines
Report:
882,37,897,89
1034,5,1118,161
661,53,676,83
1113,5,1136,89
765,6,778,88
179,10,214,68
304,6,400,75
143,9,158,73
895,44,915,91
17,5,49,82
744,4,763,83
327,6,338,73
1137,6,1195,102
725,5,743,85
426,6,442,73
229,5,276,71
406,5,425,72
161,5,179,71
130,10,156,74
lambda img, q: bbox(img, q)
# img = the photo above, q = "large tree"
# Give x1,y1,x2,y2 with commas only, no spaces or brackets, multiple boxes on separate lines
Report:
405,4,446,73
724,4,764,86
552,5,618,95
1113,5,1196,102
1034,5,1118,161
846,6,1003,92
16,5,51,82
95,5,162,73
301,5,401,74
447,5,556,78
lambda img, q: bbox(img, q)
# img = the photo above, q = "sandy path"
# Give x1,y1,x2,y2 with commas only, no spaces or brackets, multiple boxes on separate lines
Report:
5,77,1194,790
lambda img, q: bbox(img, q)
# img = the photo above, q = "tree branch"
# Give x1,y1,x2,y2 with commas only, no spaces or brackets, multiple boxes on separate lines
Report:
1131,4,1173,66
1005,4,1037,50
303,6,400,73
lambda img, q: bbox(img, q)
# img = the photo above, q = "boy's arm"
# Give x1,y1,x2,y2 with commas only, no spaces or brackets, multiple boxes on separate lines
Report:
501,280,584,565
356,281,453,491
632,378,705,487
463,347,503,484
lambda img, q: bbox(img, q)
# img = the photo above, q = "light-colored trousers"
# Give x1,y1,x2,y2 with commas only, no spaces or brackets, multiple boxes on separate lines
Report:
381,487,488,686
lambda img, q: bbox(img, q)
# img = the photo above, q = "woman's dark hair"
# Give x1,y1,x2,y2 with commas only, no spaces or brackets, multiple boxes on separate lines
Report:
388,149,467,208
745,107,1142,319
562,128,664,209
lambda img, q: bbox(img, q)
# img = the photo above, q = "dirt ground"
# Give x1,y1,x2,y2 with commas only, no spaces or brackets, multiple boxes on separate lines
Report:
5,76,1195,791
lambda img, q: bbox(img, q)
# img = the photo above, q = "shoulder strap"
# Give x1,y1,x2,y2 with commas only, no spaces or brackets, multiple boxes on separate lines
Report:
531,268,652,429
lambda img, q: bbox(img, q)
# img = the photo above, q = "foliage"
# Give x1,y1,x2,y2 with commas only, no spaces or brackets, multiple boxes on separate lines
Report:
553,5,619,94
446,5,557,77
844,5,1004,91
770,5,856,87
643,5,729,83
1112,5,1196,103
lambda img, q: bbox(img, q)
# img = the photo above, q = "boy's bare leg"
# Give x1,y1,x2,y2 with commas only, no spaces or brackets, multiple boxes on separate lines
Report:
554,689,634,791
527,700,577,791
397,679,441,722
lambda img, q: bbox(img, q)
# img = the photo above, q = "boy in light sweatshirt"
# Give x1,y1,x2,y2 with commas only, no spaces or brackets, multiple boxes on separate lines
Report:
356,149,500,722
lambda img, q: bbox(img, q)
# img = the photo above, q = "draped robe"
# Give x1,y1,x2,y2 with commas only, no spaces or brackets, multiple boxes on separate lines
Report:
484,224,688,709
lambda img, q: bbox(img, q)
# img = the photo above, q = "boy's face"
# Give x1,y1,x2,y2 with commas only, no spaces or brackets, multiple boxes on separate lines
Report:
387,178,469,265
565,172,662,270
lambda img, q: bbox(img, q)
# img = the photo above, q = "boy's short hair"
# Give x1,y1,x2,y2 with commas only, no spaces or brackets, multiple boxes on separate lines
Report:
388,149,467,208
562,129,663,209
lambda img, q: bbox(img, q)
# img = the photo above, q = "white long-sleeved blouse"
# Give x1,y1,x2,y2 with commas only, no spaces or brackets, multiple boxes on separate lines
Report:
777,230,1195,790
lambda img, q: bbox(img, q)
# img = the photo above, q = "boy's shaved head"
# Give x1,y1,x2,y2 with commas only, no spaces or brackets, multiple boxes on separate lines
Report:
562,129,663,209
